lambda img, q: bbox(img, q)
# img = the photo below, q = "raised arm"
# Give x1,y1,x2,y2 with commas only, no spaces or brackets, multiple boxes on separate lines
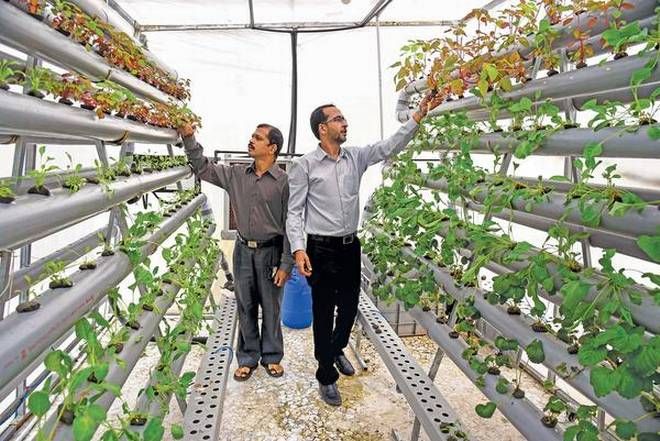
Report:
178,125,232,189
357,91,444,170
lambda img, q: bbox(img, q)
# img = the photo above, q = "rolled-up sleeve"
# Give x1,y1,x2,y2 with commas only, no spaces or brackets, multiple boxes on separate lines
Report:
182,135,232,189
356,118,419,171
286,161,308,253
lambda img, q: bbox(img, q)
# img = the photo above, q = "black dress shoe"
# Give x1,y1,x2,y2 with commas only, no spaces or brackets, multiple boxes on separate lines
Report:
318,382,342,406
334,354,355,376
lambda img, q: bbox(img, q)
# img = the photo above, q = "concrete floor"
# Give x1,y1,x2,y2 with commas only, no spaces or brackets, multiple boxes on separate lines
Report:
103,240,550,440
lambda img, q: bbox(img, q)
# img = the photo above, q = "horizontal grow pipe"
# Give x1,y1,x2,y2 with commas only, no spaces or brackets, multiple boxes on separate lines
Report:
0,2,174,105
424,125,660,159
0,134,107,145
0,195,205,396
467,199,646,261
0,90,179,144
66,0,179,81
46,253,216,441
492,0,657,62
440,81,659,124
0,165,190,250
2,166,97,196
513,176,660,204
413,175,652,260
398,51,659,122
370,223,656,334
389,245,656,434
406,305,562,441
128,258,220,437
6,226,108,301
421,176,660,241
49,226,217,441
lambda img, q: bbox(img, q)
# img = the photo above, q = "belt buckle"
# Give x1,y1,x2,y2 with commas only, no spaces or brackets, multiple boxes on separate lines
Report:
342,234,354,245
247,240,258,249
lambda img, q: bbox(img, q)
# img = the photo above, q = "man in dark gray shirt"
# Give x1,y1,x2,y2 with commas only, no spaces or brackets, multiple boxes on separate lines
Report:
179,123,293,381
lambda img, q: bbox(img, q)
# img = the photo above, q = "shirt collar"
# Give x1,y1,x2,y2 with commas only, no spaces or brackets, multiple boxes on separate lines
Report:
314,144,346,161
246,162,284,180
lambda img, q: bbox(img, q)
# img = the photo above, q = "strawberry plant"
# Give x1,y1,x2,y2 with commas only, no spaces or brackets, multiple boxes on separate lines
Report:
44,260,73,289
0,59,23,90
62,152,87,193
0,179,16,204
27,145,59,196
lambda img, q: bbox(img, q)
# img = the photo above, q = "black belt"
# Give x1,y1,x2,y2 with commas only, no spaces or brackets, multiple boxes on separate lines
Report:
237,234,283,249
308,232,357,246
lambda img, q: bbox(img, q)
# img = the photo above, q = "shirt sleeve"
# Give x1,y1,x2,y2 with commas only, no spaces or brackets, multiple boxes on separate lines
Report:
182,135,232,189
279,180,294,273
355,118,419,172
286,160,309,253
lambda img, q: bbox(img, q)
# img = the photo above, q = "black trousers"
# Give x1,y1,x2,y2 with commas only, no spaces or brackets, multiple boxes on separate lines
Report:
306,237,361,385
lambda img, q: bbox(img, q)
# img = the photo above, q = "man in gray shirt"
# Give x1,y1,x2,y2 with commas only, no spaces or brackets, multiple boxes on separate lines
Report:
179,123,293,381
286,94,441,405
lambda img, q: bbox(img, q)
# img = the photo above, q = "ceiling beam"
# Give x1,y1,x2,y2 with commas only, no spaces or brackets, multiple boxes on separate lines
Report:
139,19,458,33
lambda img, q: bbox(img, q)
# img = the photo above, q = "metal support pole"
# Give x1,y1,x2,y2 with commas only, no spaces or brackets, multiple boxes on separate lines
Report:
287,31,298,154
410,347,446,441
375,14,384,140
0,251,12,320
167,144,184,191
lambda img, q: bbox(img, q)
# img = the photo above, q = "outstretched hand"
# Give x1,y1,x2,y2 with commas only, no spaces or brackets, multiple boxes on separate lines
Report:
177,123,195,138
413,90,444,123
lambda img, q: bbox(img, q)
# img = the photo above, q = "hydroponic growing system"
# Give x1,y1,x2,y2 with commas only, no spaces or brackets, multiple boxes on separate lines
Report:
0,0,658,440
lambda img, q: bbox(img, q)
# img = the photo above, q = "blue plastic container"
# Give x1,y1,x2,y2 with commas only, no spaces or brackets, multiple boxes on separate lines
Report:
281,268,313,329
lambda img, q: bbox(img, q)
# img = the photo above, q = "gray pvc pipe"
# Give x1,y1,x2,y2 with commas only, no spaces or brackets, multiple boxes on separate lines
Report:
394,246,655,434
0,90,178,144
7,227,106,299
0,195,205,397
425,174,660,237
398,51,659,122
0,2,173,104
4,166,97,196
513,176,660,204
451,126,660,158
491,0,657,61
0,166,191,250
65,0,179,81
407,307,562,441
423,176,660,238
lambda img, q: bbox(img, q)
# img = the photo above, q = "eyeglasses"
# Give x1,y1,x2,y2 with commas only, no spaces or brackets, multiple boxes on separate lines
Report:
323,115,347,124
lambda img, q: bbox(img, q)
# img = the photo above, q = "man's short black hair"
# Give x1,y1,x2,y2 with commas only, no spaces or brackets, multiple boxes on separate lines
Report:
310,104,335,140
257,123,284,157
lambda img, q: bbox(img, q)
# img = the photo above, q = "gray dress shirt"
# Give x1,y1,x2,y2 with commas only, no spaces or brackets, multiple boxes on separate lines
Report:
286,118,419,252
183,135,293,272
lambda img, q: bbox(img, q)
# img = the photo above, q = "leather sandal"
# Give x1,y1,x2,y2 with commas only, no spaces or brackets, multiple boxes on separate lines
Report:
233,365,256,382
264,363,284,378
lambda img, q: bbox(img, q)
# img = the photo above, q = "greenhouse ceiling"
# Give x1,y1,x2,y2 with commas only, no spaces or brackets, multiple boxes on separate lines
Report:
113,0,499,30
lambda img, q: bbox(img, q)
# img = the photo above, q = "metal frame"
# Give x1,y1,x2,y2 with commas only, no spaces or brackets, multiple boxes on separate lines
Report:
182,294,238,441
357,293,464,441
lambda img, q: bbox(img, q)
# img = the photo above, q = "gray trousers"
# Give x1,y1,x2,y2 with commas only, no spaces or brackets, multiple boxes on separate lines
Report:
233,240,284,367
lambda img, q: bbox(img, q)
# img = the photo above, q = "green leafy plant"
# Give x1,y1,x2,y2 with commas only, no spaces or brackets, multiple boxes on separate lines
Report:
27,145,59,196
0,60,23,90
62,152,87,193
0,179,16,203
44,260,73,289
